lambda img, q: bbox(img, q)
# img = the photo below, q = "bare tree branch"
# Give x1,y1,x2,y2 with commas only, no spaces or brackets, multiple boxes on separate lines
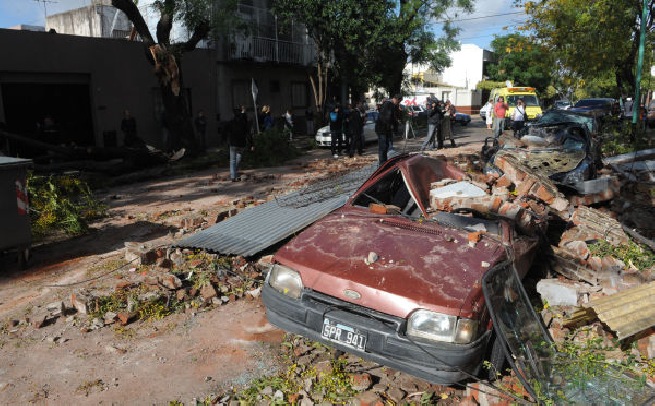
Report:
111,0,154,46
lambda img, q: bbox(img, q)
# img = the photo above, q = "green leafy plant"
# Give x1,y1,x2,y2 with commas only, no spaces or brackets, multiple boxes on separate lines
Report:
27,172,107,237
243,128,303,168
588,239,655,270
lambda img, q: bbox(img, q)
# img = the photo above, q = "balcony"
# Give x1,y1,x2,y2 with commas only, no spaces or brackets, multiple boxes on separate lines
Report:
230,36,316,66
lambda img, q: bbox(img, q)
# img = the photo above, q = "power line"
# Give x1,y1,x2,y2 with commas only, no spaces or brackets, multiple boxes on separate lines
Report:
434,11,526,24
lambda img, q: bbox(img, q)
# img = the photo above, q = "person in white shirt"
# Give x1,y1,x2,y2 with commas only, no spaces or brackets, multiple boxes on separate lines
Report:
481,98,493,129
512,99,527,138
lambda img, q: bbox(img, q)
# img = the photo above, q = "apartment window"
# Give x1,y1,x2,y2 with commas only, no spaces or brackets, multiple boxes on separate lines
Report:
290,82,308,108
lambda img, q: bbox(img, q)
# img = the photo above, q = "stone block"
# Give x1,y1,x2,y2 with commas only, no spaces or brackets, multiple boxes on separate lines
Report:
537,279,581,306
70,292,91,314
124,242,157,265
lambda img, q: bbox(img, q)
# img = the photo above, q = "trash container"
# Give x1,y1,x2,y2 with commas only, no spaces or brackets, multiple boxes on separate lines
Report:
0,157,32,268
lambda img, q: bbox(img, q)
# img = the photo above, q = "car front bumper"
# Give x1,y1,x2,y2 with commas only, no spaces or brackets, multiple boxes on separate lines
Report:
263,283,491,384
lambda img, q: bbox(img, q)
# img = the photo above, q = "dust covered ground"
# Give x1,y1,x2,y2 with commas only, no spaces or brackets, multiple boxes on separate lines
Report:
0,130,490,404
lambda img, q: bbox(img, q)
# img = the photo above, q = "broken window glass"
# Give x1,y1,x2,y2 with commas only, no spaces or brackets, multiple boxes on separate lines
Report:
482,263,655,404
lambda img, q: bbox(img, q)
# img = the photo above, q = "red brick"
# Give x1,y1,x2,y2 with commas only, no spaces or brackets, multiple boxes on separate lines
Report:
495,174,512,188
353,390,384,406
350,373,373,391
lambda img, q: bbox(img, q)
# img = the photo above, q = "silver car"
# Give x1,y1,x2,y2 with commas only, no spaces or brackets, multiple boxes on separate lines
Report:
315,111,379,147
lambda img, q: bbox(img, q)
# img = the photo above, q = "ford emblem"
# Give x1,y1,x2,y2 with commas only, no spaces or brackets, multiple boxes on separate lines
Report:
343,289,361,300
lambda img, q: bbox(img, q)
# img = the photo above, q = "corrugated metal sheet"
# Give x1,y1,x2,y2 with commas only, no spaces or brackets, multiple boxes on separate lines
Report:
583,281,655,340
176,164,377,257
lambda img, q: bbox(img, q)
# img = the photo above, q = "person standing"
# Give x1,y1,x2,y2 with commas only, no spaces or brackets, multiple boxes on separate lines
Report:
348,103,365,157
305,108,314,136
227,105,252,182
512,99,527,138
328,104,344,158
493,96,509,138
446,100,457,147
261,105,274,131
482,98,494,129
421,98,444,151
375,94,401,165
284,108,294,140
194,110,207,152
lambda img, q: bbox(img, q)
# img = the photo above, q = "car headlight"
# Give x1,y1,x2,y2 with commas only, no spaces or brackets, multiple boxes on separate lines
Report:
407,309,479,344
268,264,303,299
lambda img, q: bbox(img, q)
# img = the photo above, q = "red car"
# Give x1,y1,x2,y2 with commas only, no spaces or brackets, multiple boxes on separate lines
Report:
263,154,539,384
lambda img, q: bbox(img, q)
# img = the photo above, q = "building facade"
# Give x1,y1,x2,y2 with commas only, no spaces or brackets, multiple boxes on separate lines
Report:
403,44,495,115
0,0,316,157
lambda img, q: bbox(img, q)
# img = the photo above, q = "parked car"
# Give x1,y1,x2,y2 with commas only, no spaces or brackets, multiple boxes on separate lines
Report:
569,98,621,119
402,104,426,118
315,111,379,147
553,100,571,110
483,109,603,188
263,154,540,384
454,112,471,126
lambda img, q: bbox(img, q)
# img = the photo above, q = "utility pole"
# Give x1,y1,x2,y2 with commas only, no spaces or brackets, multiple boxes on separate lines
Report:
633,0,649,125
33,0,58,28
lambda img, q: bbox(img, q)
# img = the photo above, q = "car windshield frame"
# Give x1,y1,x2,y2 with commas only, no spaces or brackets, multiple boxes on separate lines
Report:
482,262,655,404
534,111,596,134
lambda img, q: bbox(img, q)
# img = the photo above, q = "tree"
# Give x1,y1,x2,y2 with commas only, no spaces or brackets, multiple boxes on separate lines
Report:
111,0,236,154
487,33,553,93
273,0,472,110
518,0,654,97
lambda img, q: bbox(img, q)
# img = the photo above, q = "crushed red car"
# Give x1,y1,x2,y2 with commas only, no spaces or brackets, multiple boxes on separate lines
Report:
263,154,540,384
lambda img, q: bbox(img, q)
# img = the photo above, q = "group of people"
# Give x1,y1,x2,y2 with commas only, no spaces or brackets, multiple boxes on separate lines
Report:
327,102,368,159
481,97,527,138
258,105,294,138
420,98,457,152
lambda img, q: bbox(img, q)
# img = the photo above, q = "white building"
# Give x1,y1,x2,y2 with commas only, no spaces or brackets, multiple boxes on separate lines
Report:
404,43,495,114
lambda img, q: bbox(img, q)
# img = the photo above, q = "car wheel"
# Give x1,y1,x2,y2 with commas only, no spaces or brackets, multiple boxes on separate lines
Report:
487,334,507,381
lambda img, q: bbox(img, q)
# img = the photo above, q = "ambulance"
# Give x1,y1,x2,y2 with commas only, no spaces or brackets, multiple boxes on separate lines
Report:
490,87,543,121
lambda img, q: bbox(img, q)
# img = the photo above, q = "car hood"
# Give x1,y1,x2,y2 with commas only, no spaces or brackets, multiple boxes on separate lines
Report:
274,206,509,320
498,119,594,178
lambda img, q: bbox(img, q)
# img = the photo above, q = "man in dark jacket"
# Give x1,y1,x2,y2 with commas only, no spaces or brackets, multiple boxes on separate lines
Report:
421,98,445,151
375,94,401,165
328,104,344,158
227,106,252,181
348,103,365,157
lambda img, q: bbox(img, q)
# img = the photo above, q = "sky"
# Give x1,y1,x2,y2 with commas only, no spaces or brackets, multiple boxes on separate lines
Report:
0,0,528,51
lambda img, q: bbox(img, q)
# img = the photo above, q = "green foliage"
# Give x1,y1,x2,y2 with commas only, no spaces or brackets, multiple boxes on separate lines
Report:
242,128,303,167
89,287,178,322
476,80,508,91
274,0,473,100
521,0,654,95
600,120,653,157
312,359,356,403
588,239,655,271
235,357,355,404
27,172,107,238
487,33,553,93
137,298,173,320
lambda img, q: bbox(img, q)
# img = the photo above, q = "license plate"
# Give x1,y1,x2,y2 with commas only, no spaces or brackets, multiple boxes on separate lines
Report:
321,318,367,351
